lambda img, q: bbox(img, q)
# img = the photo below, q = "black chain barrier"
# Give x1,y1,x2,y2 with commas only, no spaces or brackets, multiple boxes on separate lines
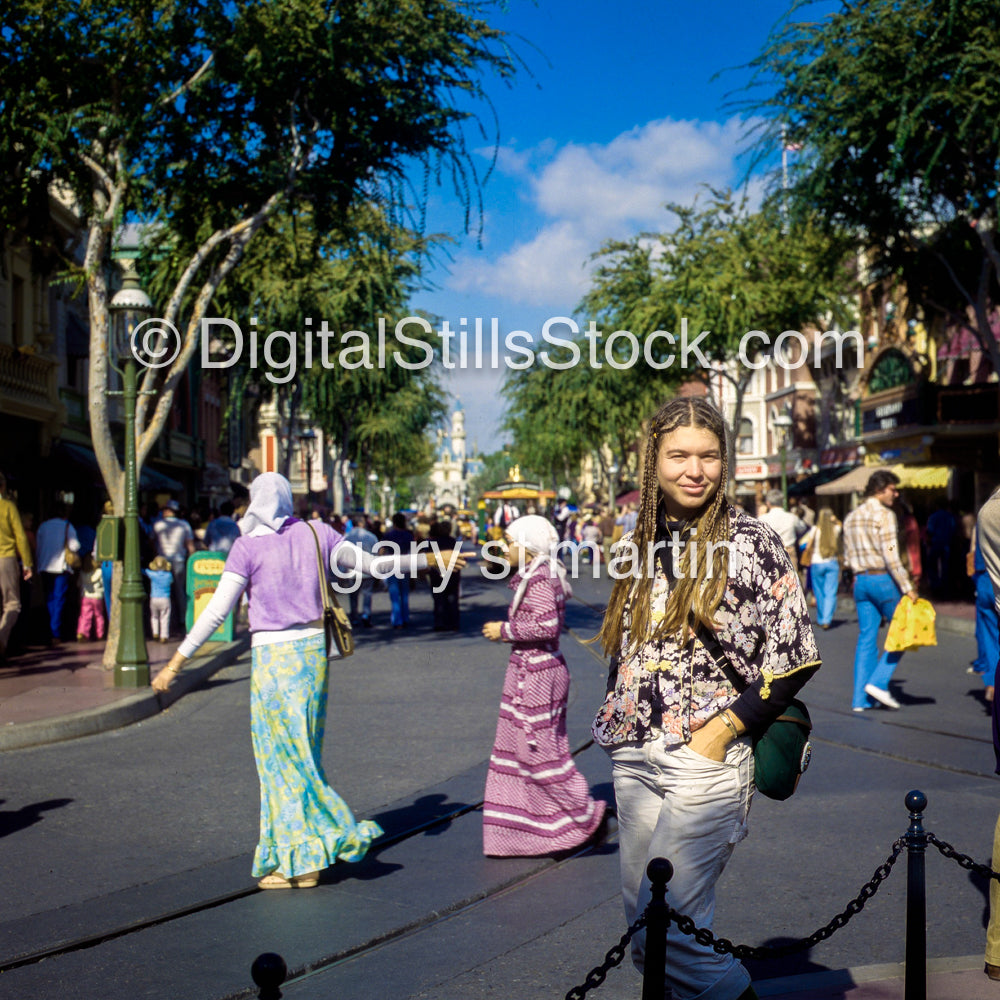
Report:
563,839,905,998
564,914,647,1000
661,838,907,962
565,785,1000,1000
927,832,1000,883
564,837,907,998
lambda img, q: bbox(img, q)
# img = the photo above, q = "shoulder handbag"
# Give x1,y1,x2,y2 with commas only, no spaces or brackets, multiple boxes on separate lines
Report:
696,626,812,801
799,529,816,568
63,522,82,571
306,522,354,659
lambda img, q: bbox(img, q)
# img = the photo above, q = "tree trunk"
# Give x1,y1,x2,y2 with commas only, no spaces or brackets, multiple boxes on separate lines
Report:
102,563,123,670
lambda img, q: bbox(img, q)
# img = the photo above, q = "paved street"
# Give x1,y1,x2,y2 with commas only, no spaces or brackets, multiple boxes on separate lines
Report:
1,567,998,1000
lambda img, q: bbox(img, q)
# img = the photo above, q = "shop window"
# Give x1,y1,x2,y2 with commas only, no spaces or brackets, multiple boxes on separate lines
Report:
736,418,755,455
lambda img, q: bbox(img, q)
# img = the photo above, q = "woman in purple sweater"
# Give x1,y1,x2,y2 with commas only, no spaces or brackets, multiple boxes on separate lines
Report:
153,473,460,889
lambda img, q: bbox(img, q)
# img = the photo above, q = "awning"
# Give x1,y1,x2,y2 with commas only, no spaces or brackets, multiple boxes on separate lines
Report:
53,441,183,493
140,463,185,492
815,463,951,495
815,464,879,495
892,465,951,489
787,465,856,498
616,489,640,506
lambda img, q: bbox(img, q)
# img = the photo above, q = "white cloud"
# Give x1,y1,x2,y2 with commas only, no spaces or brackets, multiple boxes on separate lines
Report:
448,116,750,309
449,220,594,308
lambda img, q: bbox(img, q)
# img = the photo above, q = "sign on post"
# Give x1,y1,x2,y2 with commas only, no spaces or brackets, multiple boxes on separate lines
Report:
185,552,233,641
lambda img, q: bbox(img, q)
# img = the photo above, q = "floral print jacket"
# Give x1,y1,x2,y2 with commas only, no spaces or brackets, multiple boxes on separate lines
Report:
592,507,821,747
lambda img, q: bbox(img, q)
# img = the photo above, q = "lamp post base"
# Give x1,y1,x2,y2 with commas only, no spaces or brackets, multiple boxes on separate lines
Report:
115,595,150,688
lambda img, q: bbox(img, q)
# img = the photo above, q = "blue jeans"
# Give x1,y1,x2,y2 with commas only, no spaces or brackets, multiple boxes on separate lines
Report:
852,572,904,708
42,572,71,640
810,559,840,626
386,576,409,626
101,560,113,618
349,578,373,620
973,572,1000,684
610,735,754,1000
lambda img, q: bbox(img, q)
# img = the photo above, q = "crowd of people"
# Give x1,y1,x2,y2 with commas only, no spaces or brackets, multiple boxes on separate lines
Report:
0,477,484,663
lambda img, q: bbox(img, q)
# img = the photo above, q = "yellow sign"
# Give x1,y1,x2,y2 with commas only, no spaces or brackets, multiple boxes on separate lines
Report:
192,557,226,575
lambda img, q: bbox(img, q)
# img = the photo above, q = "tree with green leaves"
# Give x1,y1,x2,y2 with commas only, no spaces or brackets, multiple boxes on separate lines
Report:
582,187,856,445
466,448,517,503
501,343,656,501
748,0,1000,373
0,0,514,504
180,201,448,510
1,0,514,664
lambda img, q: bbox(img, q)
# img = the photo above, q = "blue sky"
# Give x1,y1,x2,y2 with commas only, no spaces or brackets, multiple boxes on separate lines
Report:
410,0,835,455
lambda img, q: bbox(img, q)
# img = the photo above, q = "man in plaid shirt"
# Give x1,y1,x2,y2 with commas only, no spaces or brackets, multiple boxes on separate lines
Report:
843,469,918,711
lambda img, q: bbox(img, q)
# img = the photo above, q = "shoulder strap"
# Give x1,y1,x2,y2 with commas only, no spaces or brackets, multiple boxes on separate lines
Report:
306,522,332,614
695,624,748,694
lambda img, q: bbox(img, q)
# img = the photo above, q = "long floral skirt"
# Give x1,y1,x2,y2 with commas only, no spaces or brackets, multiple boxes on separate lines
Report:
483,649,605,856
250,634,382,878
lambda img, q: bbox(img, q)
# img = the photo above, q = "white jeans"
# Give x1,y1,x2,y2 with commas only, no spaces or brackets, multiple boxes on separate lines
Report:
609,734,754,1000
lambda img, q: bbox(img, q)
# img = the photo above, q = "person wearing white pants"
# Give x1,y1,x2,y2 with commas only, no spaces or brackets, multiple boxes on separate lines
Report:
592,398,820,1000
610,735,754,998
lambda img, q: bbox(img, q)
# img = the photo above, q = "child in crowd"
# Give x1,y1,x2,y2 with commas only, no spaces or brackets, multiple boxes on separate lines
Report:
76,554,106,641
145,555,174,642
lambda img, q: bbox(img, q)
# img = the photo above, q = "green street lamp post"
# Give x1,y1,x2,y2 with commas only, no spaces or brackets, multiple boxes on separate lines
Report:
108,267,153,688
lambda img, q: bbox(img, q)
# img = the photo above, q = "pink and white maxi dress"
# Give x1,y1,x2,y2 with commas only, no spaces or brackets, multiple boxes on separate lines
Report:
483,567,605,856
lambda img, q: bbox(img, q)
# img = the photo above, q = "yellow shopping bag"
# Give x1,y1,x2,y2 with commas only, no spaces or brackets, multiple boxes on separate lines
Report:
884,598,937,653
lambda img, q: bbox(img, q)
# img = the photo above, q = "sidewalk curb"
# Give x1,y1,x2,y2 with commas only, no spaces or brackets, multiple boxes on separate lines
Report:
755,953,984,997
0,636,251,752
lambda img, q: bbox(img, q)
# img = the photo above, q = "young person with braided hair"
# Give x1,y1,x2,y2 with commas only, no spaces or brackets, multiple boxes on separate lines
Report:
592,397,821,1000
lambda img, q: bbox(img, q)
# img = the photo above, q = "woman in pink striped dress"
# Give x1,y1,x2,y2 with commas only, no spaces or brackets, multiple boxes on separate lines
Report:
481,516,606,857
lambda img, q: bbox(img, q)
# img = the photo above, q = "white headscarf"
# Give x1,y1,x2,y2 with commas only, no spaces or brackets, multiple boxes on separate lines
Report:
506,514,572,614
240,472,294,535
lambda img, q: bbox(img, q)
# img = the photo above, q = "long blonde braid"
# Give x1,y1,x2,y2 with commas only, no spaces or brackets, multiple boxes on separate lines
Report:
596,397,731,658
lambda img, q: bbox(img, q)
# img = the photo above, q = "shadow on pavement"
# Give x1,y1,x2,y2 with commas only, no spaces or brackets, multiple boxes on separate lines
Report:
0,797,74,839
747,941,851,996
968,687,994,714
373,793,477,842
320,851,404,884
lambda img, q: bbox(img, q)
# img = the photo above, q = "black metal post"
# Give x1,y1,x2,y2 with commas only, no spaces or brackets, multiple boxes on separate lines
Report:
641,857,673,1000
251,952,287,1000
904,790,928,1000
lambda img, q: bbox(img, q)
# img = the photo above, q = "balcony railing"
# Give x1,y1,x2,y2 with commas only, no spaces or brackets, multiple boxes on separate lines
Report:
0,343,57,408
